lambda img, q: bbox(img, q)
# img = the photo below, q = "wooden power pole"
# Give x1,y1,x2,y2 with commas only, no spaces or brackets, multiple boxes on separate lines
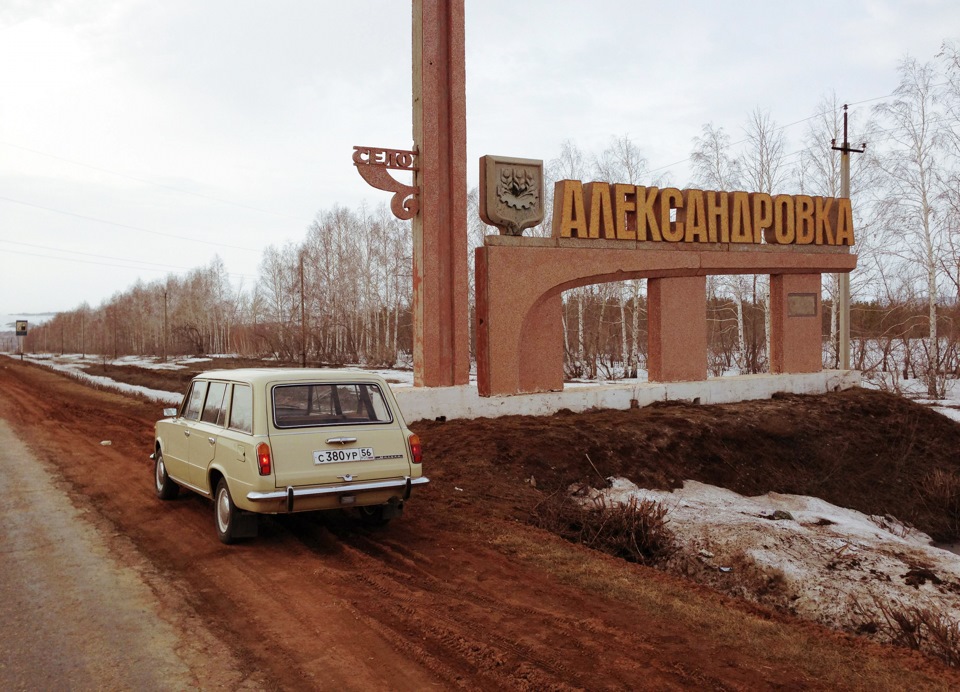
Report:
831,104,866,370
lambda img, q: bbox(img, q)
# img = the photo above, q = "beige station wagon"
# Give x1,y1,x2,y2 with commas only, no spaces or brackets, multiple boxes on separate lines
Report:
151,368,428,543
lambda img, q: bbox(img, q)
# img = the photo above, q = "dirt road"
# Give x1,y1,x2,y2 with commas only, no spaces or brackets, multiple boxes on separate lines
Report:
0,359,957,690
0,418,204,690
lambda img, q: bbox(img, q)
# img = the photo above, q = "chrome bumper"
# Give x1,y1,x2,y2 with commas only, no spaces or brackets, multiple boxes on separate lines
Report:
247,476,429,503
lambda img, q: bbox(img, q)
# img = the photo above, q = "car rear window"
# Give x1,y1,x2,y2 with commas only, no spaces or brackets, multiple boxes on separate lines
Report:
272,383,392,428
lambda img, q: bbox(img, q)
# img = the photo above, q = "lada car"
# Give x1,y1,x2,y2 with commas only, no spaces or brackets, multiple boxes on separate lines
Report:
151,368,427,543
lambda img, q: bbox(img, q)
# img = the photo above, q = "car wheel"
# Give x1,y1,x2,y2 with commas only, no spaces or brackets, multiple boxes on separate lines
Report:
215,478,241,544
154,450,180,500
358,504,390,527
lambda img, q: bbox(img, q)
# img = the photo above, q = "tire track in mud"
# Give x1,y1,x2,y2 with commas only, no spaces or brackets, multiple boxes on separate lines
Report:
281,516,683,690
303,535,582,688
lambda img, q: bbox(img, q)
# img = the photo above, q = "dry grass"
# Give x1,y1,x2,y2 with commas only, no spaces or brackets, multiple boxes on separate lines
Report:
854,594,960,667
920,468,960,538
489,524,957,690
530,490,676,565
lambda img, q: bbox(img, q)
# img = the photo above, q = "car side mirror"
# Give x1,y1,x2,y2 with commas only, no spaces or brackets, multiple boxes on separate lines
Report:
163,407,179,418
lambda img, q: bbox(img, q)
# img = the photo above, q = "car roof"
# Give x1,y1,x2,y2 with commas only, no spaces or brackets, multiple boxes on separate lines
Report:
192,368,390,387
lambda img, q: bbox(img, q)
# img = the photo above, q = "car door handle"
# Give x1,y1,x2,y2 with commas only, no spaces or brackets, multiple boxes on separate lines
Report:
208,437,216,446
326,437,357,445
184,430,191,437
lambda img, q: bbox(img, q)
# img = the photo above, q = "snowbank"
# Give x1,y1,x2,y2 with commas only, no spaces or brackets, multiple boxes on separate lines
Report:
6,354,182,404
581,478,960,635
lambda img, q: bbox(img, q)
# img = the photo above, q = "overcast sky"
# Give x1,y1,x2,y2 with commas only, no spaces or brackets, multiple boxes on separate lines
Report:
2,0,958,322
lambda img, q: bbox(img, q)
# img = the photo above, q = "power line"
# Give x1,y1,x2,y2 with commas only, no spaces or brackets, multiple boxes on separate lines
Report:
0,195,264,253
0,239,194,270
647,83,953,175
0,239,256,278
0,139,312,224
4,250,257,279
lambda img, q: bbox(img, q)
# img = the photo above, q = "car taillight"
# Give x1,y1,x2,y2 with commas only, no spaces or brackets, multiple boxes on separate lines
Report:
408,433,422,464
256,442,272,476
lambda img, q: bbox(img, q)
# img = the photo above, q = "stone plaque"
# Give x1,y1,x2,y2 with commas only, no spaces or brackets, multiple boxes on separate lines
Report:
787,293,818,317
479,155,544,236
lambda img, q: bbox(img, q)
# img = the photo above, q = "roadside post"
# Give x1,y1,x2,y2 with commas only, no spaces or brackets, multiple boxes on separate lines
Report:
15,320,27,361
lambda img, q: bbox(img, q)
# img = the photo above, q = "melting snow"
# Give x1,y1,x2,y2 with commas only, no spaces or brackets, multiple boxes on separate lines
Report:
581,478,960,633
6,354,182,404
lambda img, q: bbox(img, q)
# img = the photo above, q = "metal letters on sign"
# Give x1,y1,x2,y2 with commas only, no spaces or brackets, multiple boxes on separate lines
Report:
352,146,420,221
15,320,27,336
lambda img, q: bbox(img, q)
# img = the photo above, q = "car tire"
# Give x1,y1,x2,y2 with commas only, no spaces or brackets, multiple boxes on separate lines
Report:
358,504,390,527
154,450,180,500
215,478,241,544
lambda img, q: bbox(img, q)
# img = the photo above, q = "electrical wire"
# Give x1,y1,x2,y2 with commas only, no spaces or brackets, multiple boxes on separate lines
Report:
0,239,256,279
647,82,955,175
0,246,256,281
0,195,264,252
0,139,312,224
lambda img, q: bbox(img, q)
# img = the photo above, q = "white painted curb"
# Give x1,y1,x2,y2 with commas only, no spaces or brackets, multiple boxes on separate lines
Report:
393,371,861,423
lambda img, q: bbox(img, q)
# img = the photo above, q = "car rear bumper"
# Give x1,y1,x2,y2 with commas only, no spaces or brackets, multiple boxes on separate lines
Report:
246,475,429,504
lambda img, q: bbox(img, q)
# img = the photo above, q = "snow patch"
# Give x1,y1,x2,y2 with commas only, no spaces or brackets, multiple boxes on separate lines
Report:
581,478,960,634
6,354,182,404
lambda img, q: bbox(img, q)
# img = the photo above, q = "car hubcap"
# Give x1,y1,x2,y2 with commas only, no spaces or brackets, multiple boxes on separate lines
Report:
155,458,165,490
217,488,230,532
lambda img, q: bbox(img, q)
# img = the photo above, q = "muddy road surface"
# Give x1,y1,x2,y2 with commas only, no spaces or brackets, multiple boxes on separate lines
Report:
0,418,213,690
0,360,957,690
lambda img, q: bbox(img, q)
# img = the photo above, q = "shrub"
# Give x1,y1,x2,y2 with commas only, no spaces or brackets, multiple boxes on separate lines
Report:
919,468,960,539
853,594,960,667
532,491,676,565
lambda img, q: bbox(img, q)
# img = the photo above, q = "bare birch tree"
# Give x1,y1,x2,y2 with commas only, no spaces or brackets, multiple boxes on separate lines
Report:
592,135,652,376
872,58,949,396
690,124,752,372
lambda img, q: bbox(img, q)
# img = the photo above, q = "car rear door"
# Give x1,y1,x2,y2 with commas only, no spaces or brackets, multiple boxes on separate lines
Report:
268,381,412,489
186,380,229,488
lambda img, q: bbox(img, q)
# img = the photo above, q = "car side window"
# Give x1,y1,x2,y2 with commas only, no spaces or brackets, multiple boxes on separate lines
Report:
228,384,253,434
183,381,208,421
201,382,227,425
217,385,232,427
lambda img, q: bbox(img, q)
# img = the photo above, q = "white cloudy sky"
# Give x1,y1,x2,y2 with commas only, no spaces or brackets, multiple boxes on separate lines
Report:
1,0,958,319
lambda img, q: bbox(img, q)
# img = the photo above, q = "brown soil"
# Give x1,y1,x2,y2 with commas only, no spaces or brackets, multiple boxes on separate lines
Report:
414,388,960,542
3,358,960,690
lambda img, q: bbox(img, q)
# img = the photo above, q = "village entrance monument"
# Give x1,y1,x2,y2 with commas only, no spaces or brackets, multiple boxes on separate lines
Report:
356,0,857,397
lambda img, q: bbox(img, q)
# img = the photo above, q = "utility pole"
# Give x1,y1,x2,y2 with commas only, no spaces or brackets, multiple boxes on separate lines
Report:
163,290,168,362
112,306,118,360
300,252,307,368
831,104,866,370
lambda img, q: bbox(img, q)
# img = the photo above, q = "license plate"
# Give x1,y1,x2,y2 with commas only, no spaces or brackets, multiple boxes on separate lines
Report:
313,447,374,464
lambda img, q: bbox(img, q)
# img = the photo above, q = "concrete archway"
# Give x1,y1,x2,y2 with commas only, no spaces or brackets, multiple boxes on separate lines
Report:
475,236,857,396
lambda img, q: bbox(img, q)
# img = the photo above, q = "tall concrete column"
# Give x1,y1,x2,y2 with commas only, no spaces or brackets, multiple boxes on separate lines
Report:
770,273,822,373
412,0,470,387
647,276,707,382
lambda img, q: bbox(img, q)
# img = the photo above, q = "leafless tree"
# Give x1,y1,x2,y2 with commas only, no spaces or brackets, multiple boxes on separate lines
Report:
872,57,950,396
